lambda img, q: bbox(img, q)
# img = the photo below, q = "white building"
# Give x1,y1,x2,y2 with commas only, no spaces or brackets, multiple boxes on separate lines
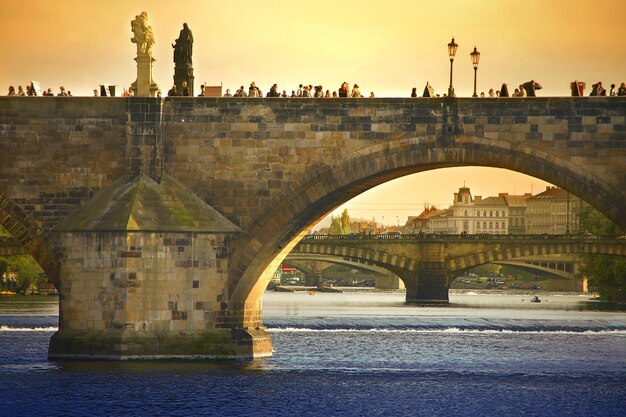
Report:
429,187,510,234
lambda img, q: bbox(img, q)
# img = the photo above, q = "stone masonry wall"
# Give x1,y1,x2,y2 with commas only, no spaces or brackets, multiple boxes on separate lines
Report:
0,98,127,230
58,231,230,332
161,97,626,233
1,96,624,235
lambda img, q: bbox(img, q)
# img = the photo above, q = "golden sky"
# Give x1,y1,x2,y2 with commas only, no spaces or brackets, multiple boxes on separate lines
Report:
1,0,624,224
2,0,624,97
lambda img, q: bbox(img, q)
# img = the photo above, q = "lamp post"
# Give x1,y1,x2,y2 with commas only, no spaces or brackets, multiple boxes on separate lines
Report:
447,37,458,97
470,46,480,98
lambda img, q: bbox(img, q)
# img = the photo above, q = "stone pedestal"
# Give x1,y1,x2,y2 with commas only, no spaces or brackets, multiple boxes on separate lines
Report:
131,54,159,97
174,63,194,96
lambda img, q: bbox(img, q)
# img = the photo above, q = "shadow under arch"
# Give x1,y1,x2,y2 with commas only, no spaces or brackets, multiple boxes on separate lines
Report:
228,134,625,314
0,194,60,285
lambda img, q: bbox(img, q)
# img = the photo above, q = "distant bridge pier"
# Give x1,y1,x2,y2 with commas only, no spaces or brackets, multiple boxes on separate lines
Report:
393,268,451,304
304,272,324,287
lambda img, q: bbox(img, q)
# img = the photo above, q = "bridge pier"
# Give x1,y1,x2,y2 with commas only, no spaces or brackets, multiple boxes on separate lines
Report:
48,174,272,360
398,269,450,304
304,272,323,286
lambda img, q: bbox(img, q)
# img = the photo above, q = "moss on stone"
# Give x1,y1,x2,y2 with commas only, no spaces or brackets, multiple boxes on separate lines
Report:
48,328,272,360
53,174,240,234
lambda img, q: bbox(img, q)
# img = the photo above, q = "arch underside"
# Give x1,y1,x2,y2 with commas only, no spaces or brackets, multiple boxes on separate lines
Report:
285,253,391,276
491,261,574,280
228,136,625,305
288,253,575,281
0,194,60,285
446,241,625,274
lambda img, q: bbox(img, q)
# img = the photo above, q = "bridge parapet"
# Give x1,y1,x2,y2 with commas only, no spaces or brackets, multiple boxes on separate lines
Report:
300,233,626,242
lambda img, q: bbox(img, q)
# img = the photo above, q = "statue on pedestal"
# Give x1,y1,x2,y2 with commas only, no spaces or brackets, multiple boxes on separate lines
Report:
172,23,194,96
129,11,159,97
131,11,155,55
173,23,193,64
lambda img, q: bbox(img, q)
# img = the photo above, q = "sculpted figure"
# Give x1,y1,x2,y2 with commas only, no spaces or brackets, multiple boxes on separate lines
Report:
172,23,193,64
131,11,155,55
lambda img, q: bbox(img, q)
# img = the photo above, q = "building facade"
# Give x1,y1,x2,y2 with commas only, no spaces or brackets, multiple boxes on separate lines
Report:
503,193,532,234
525,187,584,234
428,187,511,235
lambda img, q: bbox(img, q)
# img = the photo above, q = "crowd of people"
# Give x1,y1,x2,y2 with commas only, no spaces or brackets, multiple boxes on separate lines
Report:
6,81,626,98
212,81,372,98
6,84,73,97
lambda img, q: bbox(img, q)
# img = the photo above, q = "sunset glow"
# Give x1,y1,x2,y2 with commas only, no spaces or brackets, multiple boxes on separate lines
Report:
2,0,623,224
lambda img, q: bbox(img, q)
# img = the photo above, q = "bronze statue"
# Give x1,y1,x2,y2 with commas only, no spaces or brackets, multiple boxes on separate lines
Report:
172,23,193,64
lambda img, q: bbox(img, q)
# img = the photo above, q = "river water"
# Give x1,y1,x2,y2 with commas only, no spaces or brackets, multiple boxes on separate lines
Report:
1,290,625,416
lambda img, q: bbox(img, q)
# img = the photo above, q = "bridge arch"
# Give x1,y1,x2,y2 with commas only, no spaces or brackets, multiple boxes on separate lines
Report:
286,253,394,276
0,194,60,285
491,261,574,280
229,134,625,314
446,239,626,274
289,235,625,302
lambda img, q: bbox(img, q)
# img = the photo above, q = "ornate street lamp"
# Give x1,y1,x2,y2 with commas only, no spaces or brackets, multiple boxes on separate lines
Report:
447,37,459,97
470,46,480,98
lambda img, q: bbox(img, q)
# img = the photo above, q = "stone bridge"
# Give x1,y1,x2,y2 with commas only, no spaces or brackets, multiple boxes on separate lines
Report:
0,96,624,360
293,234,626,302
286,252,581,290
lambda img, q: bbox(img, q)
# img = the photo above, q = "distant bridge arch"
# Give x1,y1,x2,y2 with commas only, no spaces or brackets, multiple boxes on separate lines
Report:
290,234,625,302
0,195,59,283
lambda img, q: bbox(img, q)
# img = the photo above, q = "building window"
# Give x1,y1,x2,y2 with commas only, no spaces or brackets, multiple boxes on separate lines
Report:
477,211,481,217
495,222,499,229
463,221,469,230
502,211,506,217
483,222,487,229
490,211,493,217
464,210,468,217
489,222,493,229
502,222,505,229
477,222,481,229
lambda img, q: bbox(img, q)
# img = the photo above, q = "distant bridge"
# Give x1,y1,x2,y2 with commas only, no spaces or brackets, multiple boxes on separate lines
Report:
284,252,579,290
294,234,625,302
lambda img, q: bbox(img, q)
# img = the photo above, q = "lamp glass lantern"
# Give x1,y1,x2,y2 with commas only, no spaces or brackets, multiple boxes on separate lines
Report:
470,46,480,97
447,37,458,97
448,37,459,61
